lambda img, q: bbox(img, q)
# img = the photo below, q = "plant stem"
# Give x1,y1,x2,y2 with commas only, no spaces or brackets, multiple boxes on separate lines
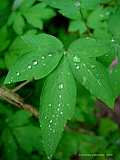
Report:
12,80,30,92
0,87,39,118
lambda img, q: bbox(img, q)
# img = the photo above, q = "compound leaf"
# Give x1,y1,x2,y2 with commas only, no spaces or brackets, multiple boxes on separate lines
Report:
40,58,76,158
5,33,63,84
23,3,55,29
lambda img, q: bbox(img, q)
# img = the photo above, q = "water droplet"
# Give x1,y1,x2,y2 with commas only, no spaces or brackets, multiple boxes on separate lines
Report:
60,111,63,115
43,63,46,66
47,156,51,160
111,38,115,42
49,127,52,131
48,54,52,57
59,83,64,89
41,56,45,60
73,56,80,62
9,79,13,83
48,104,52,107
64,51,67,55
50,120,52,123
59,94,62,98
58,103,61,107
28,65,32,69
76,65,80,70
86,37,90,39
100,14,104,18
53,129,55,133
16,72,20,76
87,69,90,72
45,116,47,120
57,108,60,111
91,65,95,69
33,60,38,65
74,1,80,7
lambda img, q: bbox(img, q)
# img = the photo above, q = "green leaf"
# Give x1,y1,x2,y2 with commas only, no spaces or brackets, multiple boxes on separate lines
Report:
40,58,76,158
5,31,36,68
68,37,113,58
2,110,42,155
20,0,35,10
8,110,32,128
108,10,120,40
110,64,120,97
2,129,18,160
69,19,87,34
13,125,42,153
87,7,110,29
98,118,118,136
13,12,25,35
23,3,55,29
68,53,115,107
55,131,78,160
8,1,55,34
42,0,81,19
80,0,100,10
12,0,24,10
5,33,64,84
0,26,10,52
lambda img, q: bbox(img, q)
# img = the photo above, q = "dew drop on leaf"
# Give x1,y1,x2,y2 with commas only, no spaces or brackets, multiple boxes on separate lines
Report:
16,72,20,76
48,104,52,107
33,60,38,65
60,111,63,115
58,83,64,89
57,108,60,111
28,65,32,69
73,56,80,62
100,14,104,18
91,65,95,69
111,38,115,42
74,1,80,7
48,54,52,57
58,103,61,107
59,94,62,98
41,56,45,60
76,65,80,70
50,120,52,123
